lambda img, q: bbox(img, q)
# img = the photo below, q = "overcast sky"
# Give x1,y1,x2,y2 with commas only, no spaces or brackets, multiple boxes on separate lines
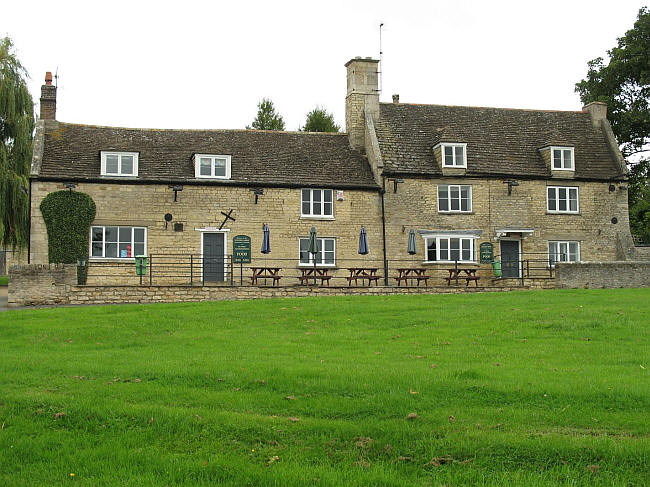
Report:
4,1,647,131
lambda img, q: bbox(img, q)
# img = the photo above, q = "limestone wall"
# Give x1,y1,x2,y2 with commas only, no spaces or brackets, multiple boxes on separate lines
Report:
8,264,76,306
555,261,650,288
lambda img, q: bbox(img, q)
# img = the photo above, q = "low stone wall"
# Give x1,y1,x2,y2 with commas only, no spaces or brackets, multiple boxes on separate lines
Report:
8,264,76,306
555,261,650,288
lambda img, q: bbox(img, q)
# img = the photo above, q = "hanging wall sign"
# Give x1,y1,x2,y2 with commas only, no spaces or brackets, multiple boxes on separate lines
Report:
479,242,494,263
233,235,251,263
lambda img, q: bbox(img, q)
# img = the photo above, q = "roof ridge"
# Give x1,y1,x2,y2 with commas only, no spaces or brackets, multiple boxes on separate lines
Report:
52,121,349,136
380,102,587,115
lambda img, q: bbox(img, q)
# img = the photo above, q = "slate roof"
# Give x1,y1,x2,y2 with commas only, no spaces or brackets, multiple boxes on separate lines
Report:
35,122,379,189
376,103,624,180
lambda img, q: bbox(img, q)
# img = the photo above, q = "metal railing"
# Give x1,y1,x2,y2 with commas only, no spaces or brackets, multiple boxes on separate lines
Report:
81,253,556,288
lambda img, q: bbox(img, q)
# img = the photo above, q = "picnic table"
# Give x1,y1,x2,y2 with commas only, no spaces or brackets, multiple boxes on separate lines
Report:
395,268,429,287
346,267,381,286
250,267,282,286
298,268,332,286
445,268,480,287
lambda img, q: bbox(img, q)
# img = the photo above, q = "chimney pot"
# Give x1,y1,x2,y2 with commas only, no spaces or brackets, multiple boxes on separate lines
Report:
392,94,400,104
45,71,53,85
40,71,57,120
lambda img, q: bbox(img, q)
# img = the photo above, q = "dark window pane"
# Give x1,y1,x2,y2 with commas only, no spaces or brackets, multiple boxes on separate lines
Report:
134,228,145,243
92,227,103,242
105,243,117,258
455,146,464,165
427,239,437,261
134,243,145,256
105,227,117,242
92,242,103,257
105,155,119,173
118,227,131,243
200,158,211,176
121,155,133,174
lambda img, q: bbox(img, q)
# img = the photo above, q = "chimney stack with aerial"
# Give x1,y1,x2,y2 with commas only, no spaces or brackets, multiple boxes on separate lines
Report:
392,94,399,104
40,72,57,120
345,57,379,151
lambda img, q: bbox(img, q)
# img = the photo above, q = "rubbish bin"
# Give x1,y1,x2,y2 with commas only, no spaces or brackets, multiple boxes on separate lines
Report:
492,260,502,278
135,255,148,276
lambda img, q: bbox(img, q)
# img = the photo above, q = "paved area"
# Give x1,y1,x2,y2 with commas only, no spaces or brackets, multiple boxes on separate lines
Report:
0,286,7,312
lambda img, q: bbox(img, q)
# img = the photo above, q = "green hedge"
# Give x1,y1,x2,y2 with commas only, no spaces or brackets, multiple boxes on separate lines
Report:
40,190,96,264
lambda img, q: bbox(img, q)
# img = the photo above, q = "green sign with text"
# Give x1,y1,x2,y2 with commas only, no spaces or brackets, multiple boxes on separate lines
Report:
233,235,251,264
479,242,494,264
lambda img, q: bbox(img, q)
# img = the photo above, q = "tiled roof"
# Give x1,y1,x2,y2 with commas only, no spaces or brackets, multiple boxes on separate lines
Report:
376,103,623,180
36,122,379,189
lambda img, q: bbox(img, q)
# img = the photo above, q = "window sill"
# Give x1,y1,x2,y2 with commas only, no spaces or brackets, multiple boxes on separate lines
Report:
89,257,137,262
300,216,335,221
438,211,474,215
546,212,581,215
100,174,139,178
423,261,478,265
298,264,337,268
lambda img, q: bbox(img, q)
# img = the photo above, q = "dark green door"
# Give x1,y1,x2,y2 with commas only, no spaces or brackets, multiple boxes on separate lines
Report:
500,240,520,278
203,233,225,282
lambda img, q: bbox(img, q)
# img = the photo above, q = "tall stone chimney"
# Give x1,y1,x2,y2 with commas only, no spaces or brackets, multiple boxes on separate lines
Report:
345,57,379,151
40,72,57,120
583,101,607,128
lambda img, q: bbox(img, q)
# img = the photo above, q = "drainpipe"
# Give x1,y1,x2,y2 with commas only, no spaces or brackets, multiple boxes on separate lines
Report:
381,175,388,285
27,179,32,264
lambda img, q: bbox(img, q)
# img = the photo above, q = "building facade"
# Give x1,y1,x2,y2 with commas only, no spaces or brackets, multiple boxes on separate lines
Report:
27,59,639,284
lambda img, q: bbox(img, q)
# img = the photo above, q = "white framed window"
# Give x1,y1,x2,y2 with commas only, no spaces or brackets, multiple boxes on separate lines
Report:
425,236,476,263
301,189,334,218
551,147,574,170
548,241,580,266
436,143,467,168
101,151,139,177
299,237,335,266
194,154,232,179
438,185,472,212
547,186,579,213
91,226,146,259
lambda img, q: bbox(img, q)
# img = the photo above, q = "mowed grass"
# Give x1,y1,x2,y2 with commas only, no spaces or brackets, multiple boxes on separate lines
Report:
0,275,8,286
1,290,648,486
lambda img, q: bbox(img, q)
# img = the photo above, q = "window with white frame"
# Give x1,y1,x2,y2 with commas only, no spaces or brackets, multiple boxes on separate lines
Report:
194,154,231,179
548,241,580,266
547,186,579,213
101,152,139,177
299,237,335,266
439,143,467,167
301,189,333,218
425,236,476,263
551,147,574,170
91,226,146,259
438,185,472,212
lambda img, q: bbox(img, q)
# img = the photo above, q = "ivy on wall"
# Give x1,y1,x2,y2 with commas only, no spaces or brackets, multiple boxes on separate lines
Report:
40,190,96,264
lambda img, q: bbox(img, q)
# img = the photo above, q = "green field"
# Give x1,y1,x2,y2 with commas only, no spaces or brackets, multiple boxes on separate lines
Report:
1,290,648,486
0,275,7,286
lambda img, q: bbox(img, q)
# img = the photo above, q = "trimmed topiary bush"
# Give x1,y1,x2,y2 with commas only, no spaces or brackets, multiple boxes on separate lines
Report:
40,190,96,264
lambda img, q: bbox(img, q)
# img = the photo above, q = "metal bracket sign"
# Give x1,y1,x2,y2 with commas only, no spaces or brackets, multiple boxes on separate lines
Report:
233,235,251,264
479,242,494,264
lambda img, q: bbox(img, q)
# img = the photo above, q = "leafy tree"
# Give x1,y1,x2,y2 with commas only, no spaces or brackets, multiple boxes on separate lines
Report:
301,107,340,133
575,7,650,242
246,98,285,131
0,37,34,252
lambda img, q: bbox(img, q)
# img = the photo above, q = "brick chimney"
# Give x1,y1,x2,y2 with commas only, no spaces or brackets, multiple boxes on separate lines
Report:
345,57,379,151
392,94,399,104
40,72,57,120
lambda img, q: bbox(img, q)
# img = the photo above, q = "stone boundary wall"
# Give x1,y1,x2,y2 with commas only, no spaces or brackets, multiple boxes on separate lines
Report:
8,264,76,306
555,261,650,288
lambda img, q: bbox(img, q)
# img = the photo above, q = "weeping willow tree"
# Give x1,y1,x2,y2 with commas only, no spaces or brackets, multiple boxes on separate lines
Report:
0,37,34,252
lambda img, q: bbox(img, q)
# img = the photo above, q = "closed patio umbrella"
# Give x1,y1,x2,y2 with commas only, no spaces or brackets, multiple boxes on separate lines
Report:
308,226,319,285
261,224,271,254
407,229,417,255
358,226,369,255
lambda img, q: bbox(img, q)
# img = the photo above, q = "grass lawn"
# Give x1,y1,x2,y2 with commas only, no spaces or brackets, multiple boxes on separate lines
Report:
0,275,7,286
1,290,648,486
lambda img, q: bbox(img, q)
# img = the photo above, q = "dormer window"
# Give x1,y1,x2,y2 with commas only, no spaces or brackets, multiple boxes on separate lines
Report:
551,147,574,170
440,143,467,168
194,154,232,179
101,152,138,177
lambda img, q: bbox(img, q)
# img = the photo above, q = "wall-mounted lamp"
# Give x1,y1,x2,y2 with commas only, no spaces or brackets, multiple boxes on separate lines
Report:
609,184,616,192
64,182,77,192
389,178,405,193
164,213,173,229
250,188,264,204
168,184,183,202
503,180,519,195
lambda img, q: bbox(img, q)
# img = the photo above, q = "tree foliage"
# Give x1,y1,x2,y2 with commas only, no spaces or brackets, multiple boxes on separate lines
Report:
0,37,34,251
301,107,340,133
575,7,650,242
246,98,285,131
40,190,96,264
